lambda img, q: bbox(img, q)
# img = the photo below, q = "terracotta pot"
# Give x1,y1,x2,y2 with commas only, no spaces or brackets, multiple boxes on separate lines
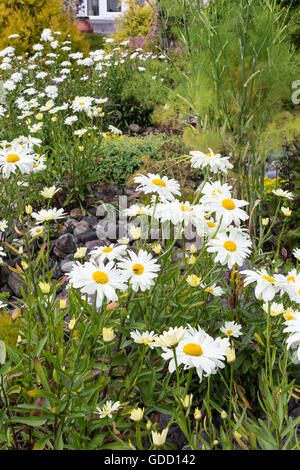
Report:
77,18,94,34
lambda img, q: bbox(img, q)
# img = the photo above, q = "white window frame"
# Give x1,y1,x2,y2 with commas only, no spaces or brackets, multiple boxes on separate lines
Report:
87,0,128,20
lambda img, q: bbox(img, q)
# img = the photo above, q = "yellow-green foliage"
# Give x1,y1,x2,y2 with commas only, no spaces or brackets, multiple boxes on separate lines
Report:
110,0,157,50
0,310,21,346
0,0,89,54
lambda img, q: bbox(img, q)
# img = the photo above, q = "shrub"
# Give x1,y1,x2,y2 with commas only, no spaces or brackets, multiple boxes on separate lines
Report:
0,0,89,55
110,0,160,52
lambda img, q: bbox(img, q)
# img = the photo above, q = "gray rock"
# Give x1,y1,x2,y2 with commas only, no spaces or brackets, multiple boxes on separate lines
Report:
73,221,90,237
8,272,26,297
55,234,77,256
128,123,141,135
85,239,107,251
83,215,98,228
78,229,98,243
265,170,278,180
61,260,75,273
69,208,83,220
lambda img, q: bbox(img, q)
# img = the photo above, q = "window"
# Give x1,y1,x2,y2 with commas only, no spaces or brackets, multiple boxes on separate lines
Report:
107,0,121,12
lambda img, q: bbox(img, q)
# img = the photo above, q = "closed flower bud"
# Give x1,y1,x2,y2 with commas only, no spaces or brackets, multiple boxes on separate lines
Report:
102,327,115,343
194,407,202,420
151,428,168,447
25,205,32,215
262,218,269,226
226,348,236,363
68,318,76,330
181,394,193,409
220,410,228,420
39,282,50,294
59,299,67,309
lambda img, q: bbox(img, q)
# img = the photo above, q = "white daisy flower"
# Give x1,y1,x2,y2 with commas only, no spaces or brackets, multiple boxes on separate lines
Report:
204,194,249,226
130,330,158,348
154,326,186,348
96,400,121,419
30,226,45,238
240,269,280,302
134,173,181,202
190,148,233,174
206,228,252,269
67,261,127,309
89,244,127,264
31,208,66,223
72,96,94,112
220,321,242,338
262,302,284,317
118,249,160,292
122,204,151,217
292,248,300,262
272,189,294,200
0,220,8,232
0,145,34,178
201,283,224,296
283,316,300,363
161,326,230,381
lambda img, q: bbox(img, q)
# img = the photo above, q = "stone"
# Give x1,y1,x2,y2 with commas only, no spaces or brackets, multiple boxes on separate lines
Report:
64,218,78,233
128,123,141,135
265,170,278,180
60,260,75,273
70,208,83,220
78,229,98,243
8,272,26,297
83,215,98,228
55,234,77,256
85,239,107,251
73,222,90,237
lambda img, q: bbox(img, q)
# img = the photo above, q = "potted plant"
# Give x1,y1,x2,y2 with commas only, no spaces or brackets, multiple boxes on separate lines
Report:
75,0,94,33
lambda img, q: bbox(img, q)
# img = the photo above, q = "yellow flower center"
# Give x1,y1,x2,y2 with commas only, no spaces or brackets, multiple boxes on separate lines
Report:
283,313,295,321
141,338,152,344
223,241,237,252
102,247,113,253
205,287,214,293
136,209,146,215
262,275,276,283
206,221,216,228
222,198,235,210
180,205,192,212
35,228,41,233
226,329,233,336
206,153,212,157
92,271,109,284
287,276,295,282
132,263,144,275
152,178,166,187
6,153,20,163
79,102,85,105
183,343,203,357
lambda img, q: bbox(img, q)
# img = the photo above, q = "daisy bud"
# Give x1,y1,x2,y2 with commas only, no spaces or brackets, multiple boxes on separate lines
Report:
226,348,236,363
17,335,22,344
194,407,202,420
25,205,33,215
181,394,193,408
68,318,76,330
281,207,291,217
187,274,201,287
130,407,144,422
39,282,50,294
35,113,43,120
146,420,152,430
59,299,67,309
21,261,29,270
102,327,116,343
78,145,84,151
152,244,162,254
74,247,87,259
262,218,269,226
118,237,130,245
40,186,59,199
51,117,57,122
189,244,197,254
220,410,228,420
151,428,168,447
129,225,141,240
189,255,196,265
